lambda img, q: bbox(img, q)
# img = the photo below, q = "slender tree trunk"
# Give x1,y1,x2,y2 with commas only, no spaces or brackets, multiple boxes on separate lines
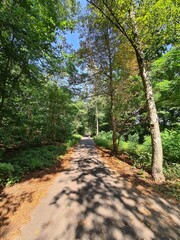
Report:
95,99,99,136
109,72,117,153
111,93,117,152
105,27,118,153
130,8,165,182
136,53,165,182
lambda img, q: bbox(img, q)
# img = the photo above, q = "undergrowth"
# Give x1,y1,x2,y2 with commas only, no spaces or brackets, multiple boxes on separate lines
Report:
94,131,180,200
0,134,81,187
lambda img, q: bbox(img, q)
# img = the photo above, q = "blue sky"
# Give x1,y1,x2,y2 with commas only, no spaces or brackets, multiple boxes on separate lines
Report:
79,0,87,8
65,0,87,50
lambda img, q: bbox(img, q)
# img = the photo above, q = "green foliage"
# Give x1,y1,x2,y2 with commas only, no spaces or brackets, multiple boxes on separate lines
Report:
161,130,180,163
0,148,5,158
0,163,14,186
120,132,180,179
95,131,180,180
94,131,113,149
150,46,180,132
88,0,179,60
46,84,77,142
0,0,77,110
74,101,88,136
0,134,81,187
65,134,82,149
152,45,180,108
2,146,60,177
163,163,180,181
0,0,81,187
155,180,180,201
0,82,78,146
119,134,152,170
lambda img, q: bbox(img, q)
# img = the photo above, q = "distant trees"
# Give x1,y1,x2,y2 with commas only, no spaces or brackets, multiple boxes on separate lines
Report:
79,16,125,151
0,80,77,146
86,0,179,182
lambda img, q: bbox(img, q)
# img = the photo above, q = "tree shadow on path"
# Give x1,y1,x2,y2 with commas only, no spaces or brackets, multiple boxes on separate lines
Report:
20,138,180,240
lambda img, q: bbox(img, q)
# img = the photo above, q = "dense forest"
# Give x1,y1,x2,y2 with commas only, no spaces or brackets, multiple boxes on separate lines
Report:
0,0,179,190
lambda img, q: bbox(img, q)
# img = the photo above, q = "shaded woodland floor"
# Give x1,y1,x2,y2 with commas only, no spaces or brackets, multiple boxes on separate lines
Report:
1,138,180,240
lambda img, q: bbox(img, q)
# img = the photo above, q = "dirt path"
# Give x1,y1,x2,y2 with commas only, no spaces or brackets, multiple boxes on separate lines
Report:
13,138,180,240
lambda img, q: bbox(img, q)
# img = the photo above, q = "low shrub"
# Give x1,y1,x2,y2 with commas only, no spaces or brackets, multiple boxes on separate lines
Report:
0,163,14,186
120,133,180,179
0,148,5,158
0,134,81,187
26,157,56,171
94,131,113,149
161,130,180,164
66,134,82,149
95,131,180,180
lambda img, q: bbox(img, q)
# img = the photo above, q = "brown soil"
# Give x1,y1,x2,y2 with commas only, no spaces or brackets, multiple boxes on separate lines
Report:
97,146,179,203
0,147,74,240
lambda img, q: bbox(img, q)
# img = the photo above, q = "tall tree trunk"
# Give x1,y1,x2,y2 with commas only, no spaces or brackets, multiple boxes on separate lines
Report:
111,93,117,152
95,99,99,136
105,27,118,153
109,71,117,152
130,8,165,182
136,52,165,182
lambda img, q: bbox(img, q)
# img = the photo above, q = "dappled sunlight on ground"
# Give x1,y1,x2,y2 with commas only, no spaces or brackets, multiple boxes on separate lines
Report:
0,148,74,240
17,138,180,240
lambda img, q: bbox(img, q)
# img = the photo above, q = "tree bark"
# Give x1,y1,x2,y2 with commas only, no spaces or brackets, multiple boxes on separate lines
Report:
105,28,118,153
111,93,117,152
130,7,165,182
95,99,99,136
136,52,165,182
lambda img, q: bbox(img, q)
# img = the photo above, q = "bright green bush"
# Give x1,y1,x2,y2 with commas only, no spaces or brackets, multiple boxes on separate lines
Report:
94,131,112,149
65,134,82,149
163,163,180,180
128,133,139,143
0,163,14,186
161,130,180,163
120,132,180,178
0,135,81,187
9,146,63,169
95,130,180,180
26,157,56,171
